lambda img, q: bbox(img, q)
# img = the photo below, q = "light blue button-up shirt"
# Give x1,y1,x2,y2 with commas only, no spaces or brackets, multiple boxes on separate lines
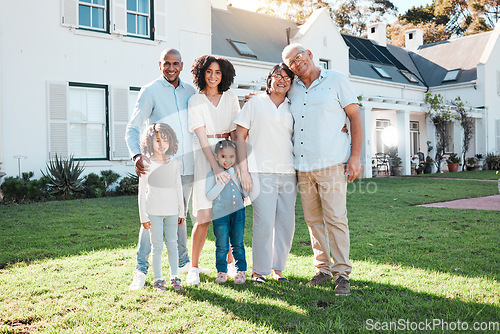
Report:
288,68,358,172
125,77,196,175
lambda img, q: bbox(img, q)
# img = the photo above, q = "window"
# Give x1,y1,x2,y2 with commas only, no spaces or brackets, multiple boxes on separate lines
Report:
79,0,107,31
372,66,392,79
228,40,257,58
400,70,419,83
127,0,152,38
410,121,420,155
319,59,330,70
375,119,391,153
68,83,109,160
442,69,461,82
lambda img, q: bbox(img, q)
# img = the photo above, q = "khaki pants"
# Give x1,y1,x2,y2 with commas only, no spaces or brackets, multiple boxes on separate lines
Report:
297,164,352,280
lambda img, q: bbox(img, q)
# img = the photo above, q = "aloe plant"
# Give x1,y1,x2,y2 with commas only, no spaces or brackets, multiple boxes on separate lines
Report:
42,154,84,198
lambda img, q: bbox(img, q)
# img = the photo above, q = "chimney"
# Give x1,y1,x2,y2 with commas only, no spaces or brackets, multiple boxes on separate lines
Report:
367,22,387,47
211,0,228,10
405,29,424,51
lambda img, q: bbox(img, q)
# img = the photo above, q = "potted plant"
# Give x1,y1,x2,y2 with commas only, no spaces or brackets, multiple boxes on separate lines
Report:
466,157,478,171
424,156,434,174
446,153,460,173
475,154,485,170
387,147,403,176
372,159,378,177
391,156,403,176
416,163,425,174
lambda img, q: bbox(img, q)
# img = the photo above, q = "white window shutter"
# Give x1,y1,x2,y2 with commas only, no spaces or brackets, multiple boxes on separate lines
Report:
110,87,130,160
47,82,69,159
112,0,127,35
154,0,167,41
61,0,78,28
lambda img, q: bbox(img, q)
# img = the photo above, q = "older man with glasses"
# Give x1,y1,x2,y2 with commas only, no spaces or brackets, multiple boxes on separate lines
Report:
282,43,363,295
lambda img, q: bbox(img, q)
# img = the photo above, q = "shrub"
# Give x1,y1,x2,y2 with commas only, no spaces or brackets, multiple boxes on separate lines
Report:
0,172,49,203
115,173,139,196
82,173,105,198
82,170,121,198
485,153,500,170
446,153,460,164
42,154,84,198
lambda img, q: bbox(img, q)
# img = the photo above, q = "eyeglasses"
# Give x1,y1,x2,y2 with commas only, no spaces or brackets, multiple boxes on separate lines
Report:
287,50,306,67
272,74,292,82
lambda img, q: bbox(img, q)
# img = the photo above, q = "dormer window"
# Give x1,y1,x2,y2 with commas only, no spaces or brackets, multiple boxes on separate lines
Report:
443,69,461,82
228,40,257,58
372,66,392,79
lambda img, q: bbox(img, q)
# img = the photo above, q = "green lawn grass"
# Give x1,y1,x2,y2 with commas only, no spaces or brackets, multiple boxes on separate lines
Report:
1,176,499,333
410,170,499,180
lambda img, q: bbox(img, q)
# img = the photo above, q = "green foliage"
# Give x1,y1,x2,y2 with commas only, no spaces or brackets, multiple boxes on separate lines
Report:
386,146,402,167
82,170,121,198
0,173,49,203
425,94,461,172
485,153,500,170
446,153,460,164
115,173,139,196
466,157,477,166
42,155,84,198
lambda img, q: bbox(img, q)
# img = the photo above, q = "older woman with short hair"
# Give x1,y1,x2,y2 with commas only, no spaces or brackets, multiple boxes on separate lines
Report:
234,63,297,283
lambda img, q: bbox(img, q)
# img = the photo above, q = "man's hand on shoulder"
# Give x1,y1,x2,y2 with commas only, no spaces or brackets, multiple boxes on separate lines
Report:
134,154,150,176
242,92,257,103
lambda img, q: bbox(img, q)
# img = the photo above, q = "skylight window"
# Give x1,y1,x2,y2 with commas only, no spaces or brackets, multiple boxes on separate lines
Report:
400,70,419,83
372,66,392,79
442,69,461,82
228,40,257,58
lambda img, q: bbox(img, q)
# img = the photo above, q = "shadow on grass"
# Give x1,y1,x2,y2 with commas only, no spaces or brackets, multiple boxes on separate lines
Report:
286,178,500,282
183,279,500,333
2,177,498,284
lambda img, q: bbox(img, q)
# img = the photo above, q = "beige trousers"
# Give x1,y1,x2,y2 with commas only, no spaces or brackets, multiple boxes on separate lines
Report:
297,164,352,280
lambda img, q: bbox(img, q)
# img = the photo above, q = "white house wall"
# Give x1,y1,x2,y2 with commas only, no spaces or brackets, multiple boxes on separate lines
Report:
0,0,211,178
482,36,500,154
290,8,349,75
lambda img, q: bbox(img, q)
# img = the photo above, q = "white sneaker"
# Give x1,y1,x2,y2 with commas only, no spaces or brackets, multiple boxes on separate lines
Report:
186,267,200,286
129,270,146,291
179,263,210,275
227,262,237,278
178,262,191,274
198,266,211,274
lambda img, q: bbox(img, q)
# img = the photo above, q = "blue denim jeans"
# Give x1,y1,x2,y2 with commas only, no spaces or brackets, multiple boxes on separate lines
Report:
149,215,178,281
135,175,193,275
212,208,247,273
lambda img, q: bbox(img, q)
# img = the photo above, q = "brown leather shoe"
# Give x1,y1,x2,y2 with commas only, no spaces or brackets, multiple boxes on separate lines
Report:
335,276,350,295
306,271,332,286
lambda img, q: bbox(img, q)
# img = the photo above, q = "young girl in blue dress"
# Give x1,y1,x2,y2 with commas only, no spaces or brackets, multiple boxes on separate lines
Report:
205,140,247,284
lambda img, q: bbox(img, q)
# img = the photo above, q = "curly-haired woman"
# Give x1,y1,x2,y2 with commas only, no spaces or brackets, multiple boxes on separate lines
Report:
187,55,241,285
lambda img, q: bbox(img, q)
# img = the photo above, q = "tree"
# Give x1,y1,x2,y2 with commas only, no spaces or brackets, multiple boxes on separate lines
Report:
453,97,474,171
387,20,450,47
256,0,329,23
425,94,460,173
256,0,397,35
388,1,497,46
433,0,497,35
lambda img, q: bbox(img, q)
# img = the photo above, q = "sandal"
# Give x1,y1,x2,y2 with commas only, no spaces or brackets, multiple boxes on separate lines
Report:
252,275,266,284
272,273,290,283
